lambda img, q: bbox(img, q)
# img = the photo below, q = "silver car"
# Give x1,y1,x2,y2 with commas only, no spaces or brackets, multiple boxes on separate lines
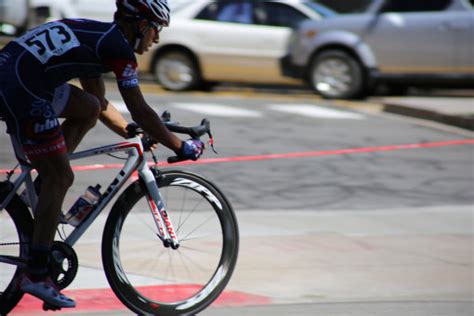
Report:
281,0,474,99
137,0,336,91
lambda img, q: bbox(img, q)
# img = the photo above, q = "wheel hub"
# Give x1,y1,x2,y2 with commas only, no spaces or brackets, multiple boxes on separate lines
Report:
314,58,351,96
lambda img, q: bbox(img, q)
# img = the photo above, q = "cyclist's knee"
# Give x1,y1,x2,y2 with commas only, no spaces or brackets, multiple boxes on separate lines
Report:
78,92,100,127
89,94,101,118
62,86,101,125
33,156,74,189
61,166,74,189
42,165,74,189
86,96,101,128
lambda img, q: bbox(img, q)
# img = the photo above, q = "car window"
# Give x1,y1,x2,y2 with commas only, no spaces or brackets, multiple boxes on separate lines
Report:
316,0,372,13
304,2,337,17
380,0,452,12
195,1,253,24
217,3,253,23
255,2,308,28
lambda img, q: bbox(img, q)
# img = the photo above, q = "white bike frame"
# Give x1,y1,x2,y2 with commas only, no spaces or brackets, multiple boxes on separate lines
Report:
0,134,180,250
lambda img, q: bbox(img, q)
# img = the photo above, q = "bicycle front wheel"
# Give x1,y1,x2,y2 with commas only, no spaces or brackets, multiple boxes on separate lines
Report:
0,183,32,315
102,170,239,315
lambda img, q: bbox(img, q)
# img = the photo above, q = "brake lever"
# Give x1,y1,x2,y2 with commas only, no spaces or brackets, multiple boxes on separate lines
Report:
207,130,218,154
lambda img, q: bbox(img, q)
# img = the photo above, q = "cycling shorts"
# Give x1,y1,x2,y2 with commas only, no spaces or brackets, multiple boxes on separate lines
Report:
0,74,70,161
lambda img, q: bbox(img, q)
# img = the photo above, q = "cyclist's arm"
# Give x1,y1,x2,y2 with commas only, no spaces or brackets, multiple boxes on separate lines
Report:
120,86,182,153
79,76,129,138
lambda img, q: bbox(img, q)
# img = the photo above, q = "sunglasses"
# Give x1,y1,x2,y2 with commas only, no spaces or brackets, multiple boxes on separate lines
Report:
149,21,164,33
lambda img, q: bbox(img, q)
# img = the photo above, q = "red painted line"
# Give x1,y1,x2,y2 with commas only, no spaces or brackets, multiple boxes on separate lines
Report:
1,139,473,174
12,285,272,313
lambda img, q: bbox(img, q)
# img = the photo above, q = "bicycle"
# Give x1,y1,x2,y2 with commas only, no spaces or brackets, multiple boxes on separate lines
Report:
0,112,239,315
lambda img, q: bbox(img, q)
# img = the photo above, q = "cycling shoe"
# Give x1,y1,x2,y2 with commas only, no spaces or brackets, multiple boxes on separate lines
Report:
43,302,63,311
19,273,76,308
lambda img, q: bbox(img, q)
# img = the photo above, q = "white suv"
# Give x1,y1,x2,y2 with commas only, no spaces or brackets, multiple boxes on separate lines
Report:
137,0,336,91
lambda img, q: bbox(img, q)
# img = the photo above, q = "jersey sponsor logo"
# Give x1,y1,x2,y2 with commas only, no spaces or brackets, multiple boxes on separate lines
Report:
108,59,138,81
120,78,139,89
25,117,62,140
29,99,54,118
122,63,137,78
23,136,67,160
34,118,59,134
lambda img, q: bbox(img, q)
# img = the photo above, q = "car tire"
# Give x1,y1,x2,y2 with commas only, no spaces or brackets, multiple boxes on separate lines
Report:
309,50,366,99
153,50,201,91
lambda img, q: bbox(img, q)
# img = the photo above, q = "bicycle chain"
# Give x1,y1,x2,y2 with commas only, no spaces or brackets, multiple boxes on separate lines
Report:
0,242,27,246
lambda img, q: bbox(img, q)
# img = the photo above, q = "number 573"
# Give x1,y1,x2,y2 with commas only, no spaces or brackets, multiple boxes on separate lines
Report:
25,25,72,56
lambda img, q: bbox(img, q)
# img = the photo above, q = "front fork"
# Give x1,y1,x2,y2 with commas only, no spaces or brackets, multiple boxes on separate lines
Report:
139,164,180,250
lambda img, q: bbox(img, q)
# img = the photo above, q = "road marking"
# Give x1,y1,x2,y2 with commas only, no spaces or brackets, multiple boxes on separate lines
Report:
114,100,365,119
113,100,263,117
172,103,262,117
269,104,365,119
13,286,271,313
110,100,128,113
3,139,470,174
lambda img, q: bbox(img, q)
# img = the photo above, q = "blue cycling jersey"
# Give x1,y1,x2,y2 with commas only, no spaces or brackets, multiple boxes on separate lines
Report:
0,19,139,161
8,18,139,90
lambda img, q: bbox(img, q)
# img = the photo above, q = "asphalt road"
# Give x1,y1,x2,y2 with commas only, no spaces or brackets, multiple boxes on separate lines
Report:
61,89,473,211
1,86,473,315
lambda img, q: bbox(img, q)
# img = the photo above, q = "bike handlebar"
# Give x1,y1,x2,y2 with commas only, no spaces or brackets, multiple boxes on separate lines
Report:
163,111,214,163
163,118,210,139
127,111,216,163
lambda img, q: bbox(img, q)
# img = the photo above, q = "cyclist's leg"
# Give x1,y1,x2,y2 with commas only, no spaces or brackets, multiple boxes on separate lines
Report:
3,87,76,307
0,50,75,307
30,154,73,247
53,84,101,153
21,152,76,308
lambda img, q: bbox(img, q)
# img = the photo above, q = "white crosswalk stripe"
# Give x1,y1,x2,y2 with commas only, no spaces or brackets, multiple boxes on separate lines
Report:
172,103,262,117
111,100,128,113
111,100,365,120
268,104,365,119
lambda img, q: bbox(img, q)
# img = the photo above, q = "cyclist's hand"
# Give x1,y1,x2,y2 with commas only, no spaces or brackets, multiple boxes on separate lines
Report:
178,139,205,161
141,134,157,151
126,122,157,151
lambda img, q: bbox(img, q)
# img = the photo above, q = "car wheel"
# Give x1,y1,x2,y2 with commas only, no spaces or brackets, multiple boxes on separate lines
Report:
153,51,201,91
309,50,365,99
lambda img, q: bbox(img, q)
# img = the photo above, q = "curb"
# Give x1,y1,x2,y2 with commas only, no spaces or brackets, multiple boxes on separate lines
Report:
382,102,474,131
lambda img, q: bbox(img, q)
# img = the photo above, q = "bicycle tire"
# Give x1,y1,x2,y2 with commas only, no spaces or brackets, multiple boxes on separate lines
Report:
0,183,33,315
102,170,239,315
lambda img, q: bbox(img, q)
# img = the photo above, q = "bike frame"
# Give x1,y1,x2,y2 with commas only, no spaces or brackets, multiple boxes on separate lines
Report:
0,134,180,253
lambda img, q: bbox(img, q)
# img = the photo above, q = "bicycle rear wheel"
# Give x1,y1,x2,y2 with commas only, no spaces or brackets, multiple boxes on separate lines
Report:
0,182,32,315
102,170,239,315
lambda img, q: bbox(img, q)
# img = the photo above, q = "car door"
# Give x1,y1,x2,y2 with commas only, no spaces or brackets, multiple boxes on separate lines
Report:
450,6,474,73
252,1,314,83
365,0,456,75
193,1,307,83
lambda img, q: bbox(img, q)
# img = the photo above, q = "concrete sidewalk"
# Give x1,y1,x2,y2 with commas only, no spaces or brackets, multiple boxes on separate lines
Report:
11,206,473,315
197,206,474,316
378,95,474,131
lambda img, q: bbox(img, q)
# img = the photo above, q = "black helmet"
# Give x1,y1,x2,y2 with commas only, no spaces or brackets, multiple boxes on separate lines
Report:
116,0,170,26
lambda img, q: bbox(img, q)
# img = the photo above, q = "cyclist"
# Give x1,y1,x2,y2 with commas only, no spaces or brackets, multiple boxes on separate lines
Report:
0,0,204,309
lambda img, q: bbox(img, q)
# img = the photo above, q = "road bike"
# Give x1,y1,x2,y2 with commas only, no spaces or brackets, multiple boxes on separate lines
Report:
0,112,239,315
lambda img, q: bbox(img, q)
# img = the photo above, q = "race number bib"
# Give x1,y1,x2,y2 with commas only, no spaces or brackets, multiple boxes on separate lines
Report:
15,22,80,64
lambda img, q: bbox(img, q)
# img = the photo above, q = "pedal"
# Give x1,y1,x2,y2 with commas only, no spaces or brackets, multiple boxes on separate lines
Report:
42,302,62,312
